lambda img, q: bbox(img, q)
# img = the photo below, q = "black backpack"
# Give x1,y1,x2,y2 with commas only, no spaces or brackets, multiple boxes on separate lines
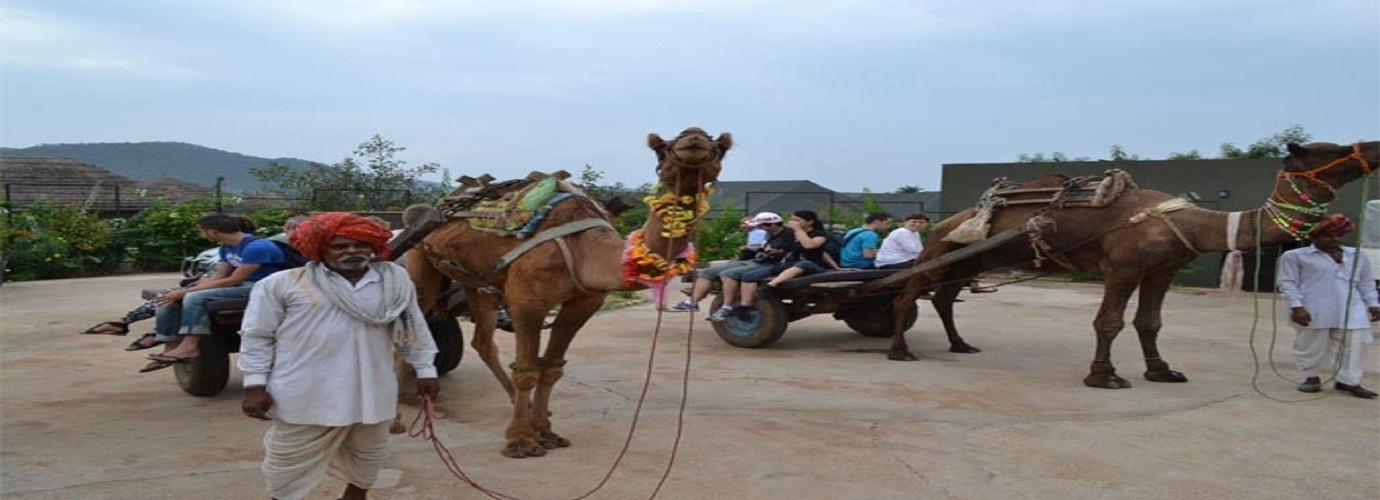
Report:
267,239,308,269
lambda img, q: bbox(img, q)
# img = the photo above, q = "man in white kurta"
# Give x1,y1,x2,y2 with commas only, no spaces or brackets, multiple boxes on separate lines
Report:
1277,214,1380,399
239,213,439,500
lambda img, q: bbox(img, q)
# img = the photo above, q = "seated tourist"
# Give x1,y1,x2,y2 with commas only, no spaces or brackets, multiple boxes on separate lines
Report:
666,212,791,313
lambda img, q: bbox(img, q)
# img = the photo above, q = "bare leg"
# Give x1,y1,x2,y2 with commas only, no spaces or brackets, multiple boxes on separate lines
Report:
740,281,759,307
690,277,714,303
720,276,741,307
1133,270,1188,383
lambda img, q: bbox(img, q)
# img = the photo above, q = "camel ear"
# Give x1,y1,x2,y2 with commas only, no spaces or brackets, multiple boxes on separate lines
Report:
647,133,667,151
716,132,733,152
1286,143,1307,156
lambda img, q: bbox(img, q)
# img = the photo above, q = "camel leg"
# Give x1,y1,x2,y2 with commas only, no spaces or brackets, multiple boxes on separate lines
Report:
467,291,515,399
888,283,925,361
531,293,604,451
1134,270,1189,383
933,266,982,354
1085,271,1141,389
500,298,552,459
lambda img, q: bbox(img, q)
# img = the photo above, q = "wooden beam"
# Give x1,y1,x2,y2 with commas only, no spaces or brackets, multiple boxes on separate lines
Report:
856,215,1052,295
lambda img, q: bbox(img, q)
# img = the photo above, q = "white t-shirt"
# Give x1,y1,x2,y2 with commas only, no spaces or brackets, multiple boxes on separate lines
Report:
875,227,923,267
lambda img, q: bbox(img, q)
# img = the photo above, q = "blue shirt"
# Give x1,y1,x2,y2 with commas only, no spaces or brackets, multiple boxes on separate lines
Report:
841,227,880,268
220,235,286,282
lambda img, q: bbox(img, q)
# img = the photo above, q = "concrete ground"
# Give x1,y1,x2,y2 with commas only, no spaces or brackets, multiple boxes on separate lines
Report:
1,273,1377,500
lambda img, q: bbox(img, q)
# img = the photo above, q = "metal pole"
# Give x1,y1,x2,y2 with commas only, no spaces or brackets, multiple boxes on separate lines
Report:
215,177,225,213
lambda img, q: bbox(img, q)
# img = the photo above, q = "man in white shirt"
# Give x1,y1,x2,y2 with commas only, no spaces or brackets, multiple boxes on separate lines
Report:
875,212,930,269
1277,214,1380,399
239,212,440,500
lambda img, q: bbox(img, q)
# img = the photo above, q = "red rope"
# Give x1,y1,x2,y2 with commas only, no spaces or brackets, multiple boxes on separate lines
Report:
408,165,702,499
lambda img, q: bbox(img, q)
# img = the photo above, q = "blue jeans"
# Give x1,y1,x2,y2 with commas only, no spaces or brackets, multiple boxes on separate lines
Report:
153,283,256,342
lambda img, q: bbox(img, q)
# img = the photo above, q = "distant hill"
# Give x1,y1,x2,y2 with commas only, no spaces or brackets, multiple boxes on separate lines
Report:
0,142,319,191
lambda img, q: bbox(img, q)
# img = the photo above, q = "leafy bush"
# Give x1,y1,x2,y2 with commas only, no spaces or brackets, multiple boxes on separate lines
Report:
2,201,117,280
114,198,217,271
693,206,750,263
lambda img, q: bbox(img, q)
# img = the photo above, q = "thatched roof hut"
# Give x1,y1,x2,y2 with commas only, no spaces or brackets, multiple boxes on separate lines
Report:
134,175,214,202
0,156,153,214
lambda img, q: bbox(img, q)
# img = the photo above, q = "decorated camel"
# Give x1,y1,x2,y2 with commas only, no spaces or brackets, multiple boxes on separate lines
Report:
405,127,730,458
887,141,1376,389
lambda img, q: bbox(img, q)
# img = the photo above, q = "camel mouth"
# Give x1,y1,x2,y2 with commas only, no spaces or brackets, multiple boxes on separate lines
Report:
671,140,715,164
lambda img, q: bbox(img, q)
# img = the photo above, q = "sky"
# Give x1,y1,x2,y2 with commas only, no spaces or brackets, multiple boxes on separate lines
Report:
2,0,1377,193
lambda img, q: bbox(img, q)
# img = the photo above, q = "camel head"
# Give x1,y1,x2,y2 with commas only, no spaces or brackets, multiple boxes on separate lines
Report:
1282,141,1377,193
647,127,732,194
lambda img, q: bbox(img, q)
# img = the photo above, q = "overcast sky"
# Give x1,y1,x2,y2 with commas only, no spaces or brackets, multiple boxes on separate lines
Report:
2,0,1377,192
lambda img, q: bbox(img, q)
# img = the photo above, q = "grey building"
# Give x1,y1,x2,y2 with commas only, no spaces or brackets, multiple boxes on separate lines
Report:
707,180,941,224
938,158,1380,288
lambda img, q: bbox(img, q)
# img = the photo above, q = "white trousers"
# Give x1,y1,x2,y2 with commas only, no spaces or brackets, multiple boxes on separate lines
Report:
1292,327,1374,386
261,420,391,500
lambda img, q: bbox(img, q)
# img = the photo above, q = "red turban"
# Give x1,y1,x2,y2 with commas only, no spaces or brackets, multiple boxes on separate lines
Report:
290,212,394,262
1308,213,1356,238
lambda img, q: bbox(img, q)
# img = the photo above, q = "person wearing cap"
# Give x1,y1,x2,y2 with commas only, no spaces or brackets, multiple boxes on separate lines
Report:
1277,214,1380,399
666,212,792,313
239,212,440,499
738,216,770,260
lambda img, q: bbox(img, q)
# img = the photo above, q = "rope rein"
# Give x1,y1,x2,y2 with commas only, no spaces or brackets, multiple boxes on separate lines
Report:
407,162,706,500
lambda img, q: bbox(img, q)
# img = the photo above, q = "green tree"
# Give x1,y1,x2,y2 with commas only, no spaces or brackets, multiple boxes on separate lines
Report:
1219,125,1312,159
894,185,925,193
1167,149,1203,160
251,135,448,212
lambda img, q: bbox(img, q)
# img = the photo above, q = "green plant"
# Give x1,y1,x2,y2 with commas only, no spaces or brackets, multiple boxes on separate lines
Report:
692,206,749,263
2,201,117,281
115,197,217,271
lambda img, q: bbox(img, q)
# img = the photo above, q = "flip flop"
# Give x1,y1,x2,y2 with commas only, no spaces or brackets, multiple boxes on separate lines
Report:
82,321,129,336
146,354,197,363
125,333,164,351
138,356,195,373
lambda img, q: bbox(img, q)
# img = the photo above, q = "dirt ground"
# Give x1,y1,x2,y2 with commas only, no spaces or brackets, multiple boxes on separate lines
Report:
2,273,1377,500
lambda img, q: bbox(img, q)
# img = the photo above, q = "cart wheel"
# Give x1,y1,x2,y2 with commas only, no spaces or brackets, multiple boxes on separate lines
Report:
710,295,789,348
427,313,464,376
843,299,919,338
176,334,231,397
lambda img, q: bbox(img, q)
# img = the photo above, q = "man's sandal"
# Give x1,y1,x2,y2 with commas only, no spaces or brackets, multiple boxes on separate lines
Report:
82,321,129,336
125,333,164,351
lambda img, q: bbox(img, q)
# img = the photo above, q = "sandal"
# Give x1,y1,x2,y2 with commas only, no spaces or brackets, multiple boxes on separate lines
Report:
125,333,164,351
82,321,129,336
138,355,195,373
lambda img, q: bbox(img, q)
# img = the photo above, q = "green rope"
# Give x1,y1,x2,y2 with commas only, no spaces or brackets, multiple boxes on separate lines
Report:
1247,170,1376,402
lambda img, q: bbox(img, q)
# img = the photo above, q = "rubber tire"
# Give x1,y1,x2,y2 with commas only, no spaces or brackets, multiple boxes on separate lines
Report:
843,299,919,338
427,314,465,376
710,295,790,348
176,334,231,397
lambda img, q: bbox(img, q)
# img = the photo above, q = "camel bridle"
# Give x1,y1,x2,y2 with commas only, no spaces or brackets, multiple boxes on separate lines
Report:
1265,142,1371,239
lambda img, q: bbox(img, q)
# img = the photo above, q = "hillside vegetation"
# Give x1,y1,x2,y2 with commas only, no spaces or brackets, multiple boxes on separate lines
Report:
0,142,317,190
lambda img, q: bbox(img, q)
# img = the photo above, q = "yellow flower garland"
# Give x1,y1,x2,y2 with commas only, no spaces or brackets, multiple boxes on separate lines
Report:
643,187,713,238
621,186,712,285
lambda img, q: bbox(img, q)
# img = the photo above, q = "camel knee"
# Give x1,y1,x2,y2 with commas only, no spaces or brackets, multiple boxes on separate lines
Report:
538,357,567,386
1093,318,1125,335
1132,317,1161,335
511,361,542,391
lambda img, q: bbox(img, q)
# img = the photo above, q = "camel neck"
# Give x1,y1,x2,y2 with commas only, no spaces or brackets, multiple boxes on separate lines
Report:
1183,206,1296,253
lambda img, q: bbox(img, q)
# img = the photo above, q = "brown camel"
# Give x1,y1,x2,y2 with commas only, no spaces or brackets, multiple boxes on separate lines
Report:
406,127,731,458
889,141,1377,389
